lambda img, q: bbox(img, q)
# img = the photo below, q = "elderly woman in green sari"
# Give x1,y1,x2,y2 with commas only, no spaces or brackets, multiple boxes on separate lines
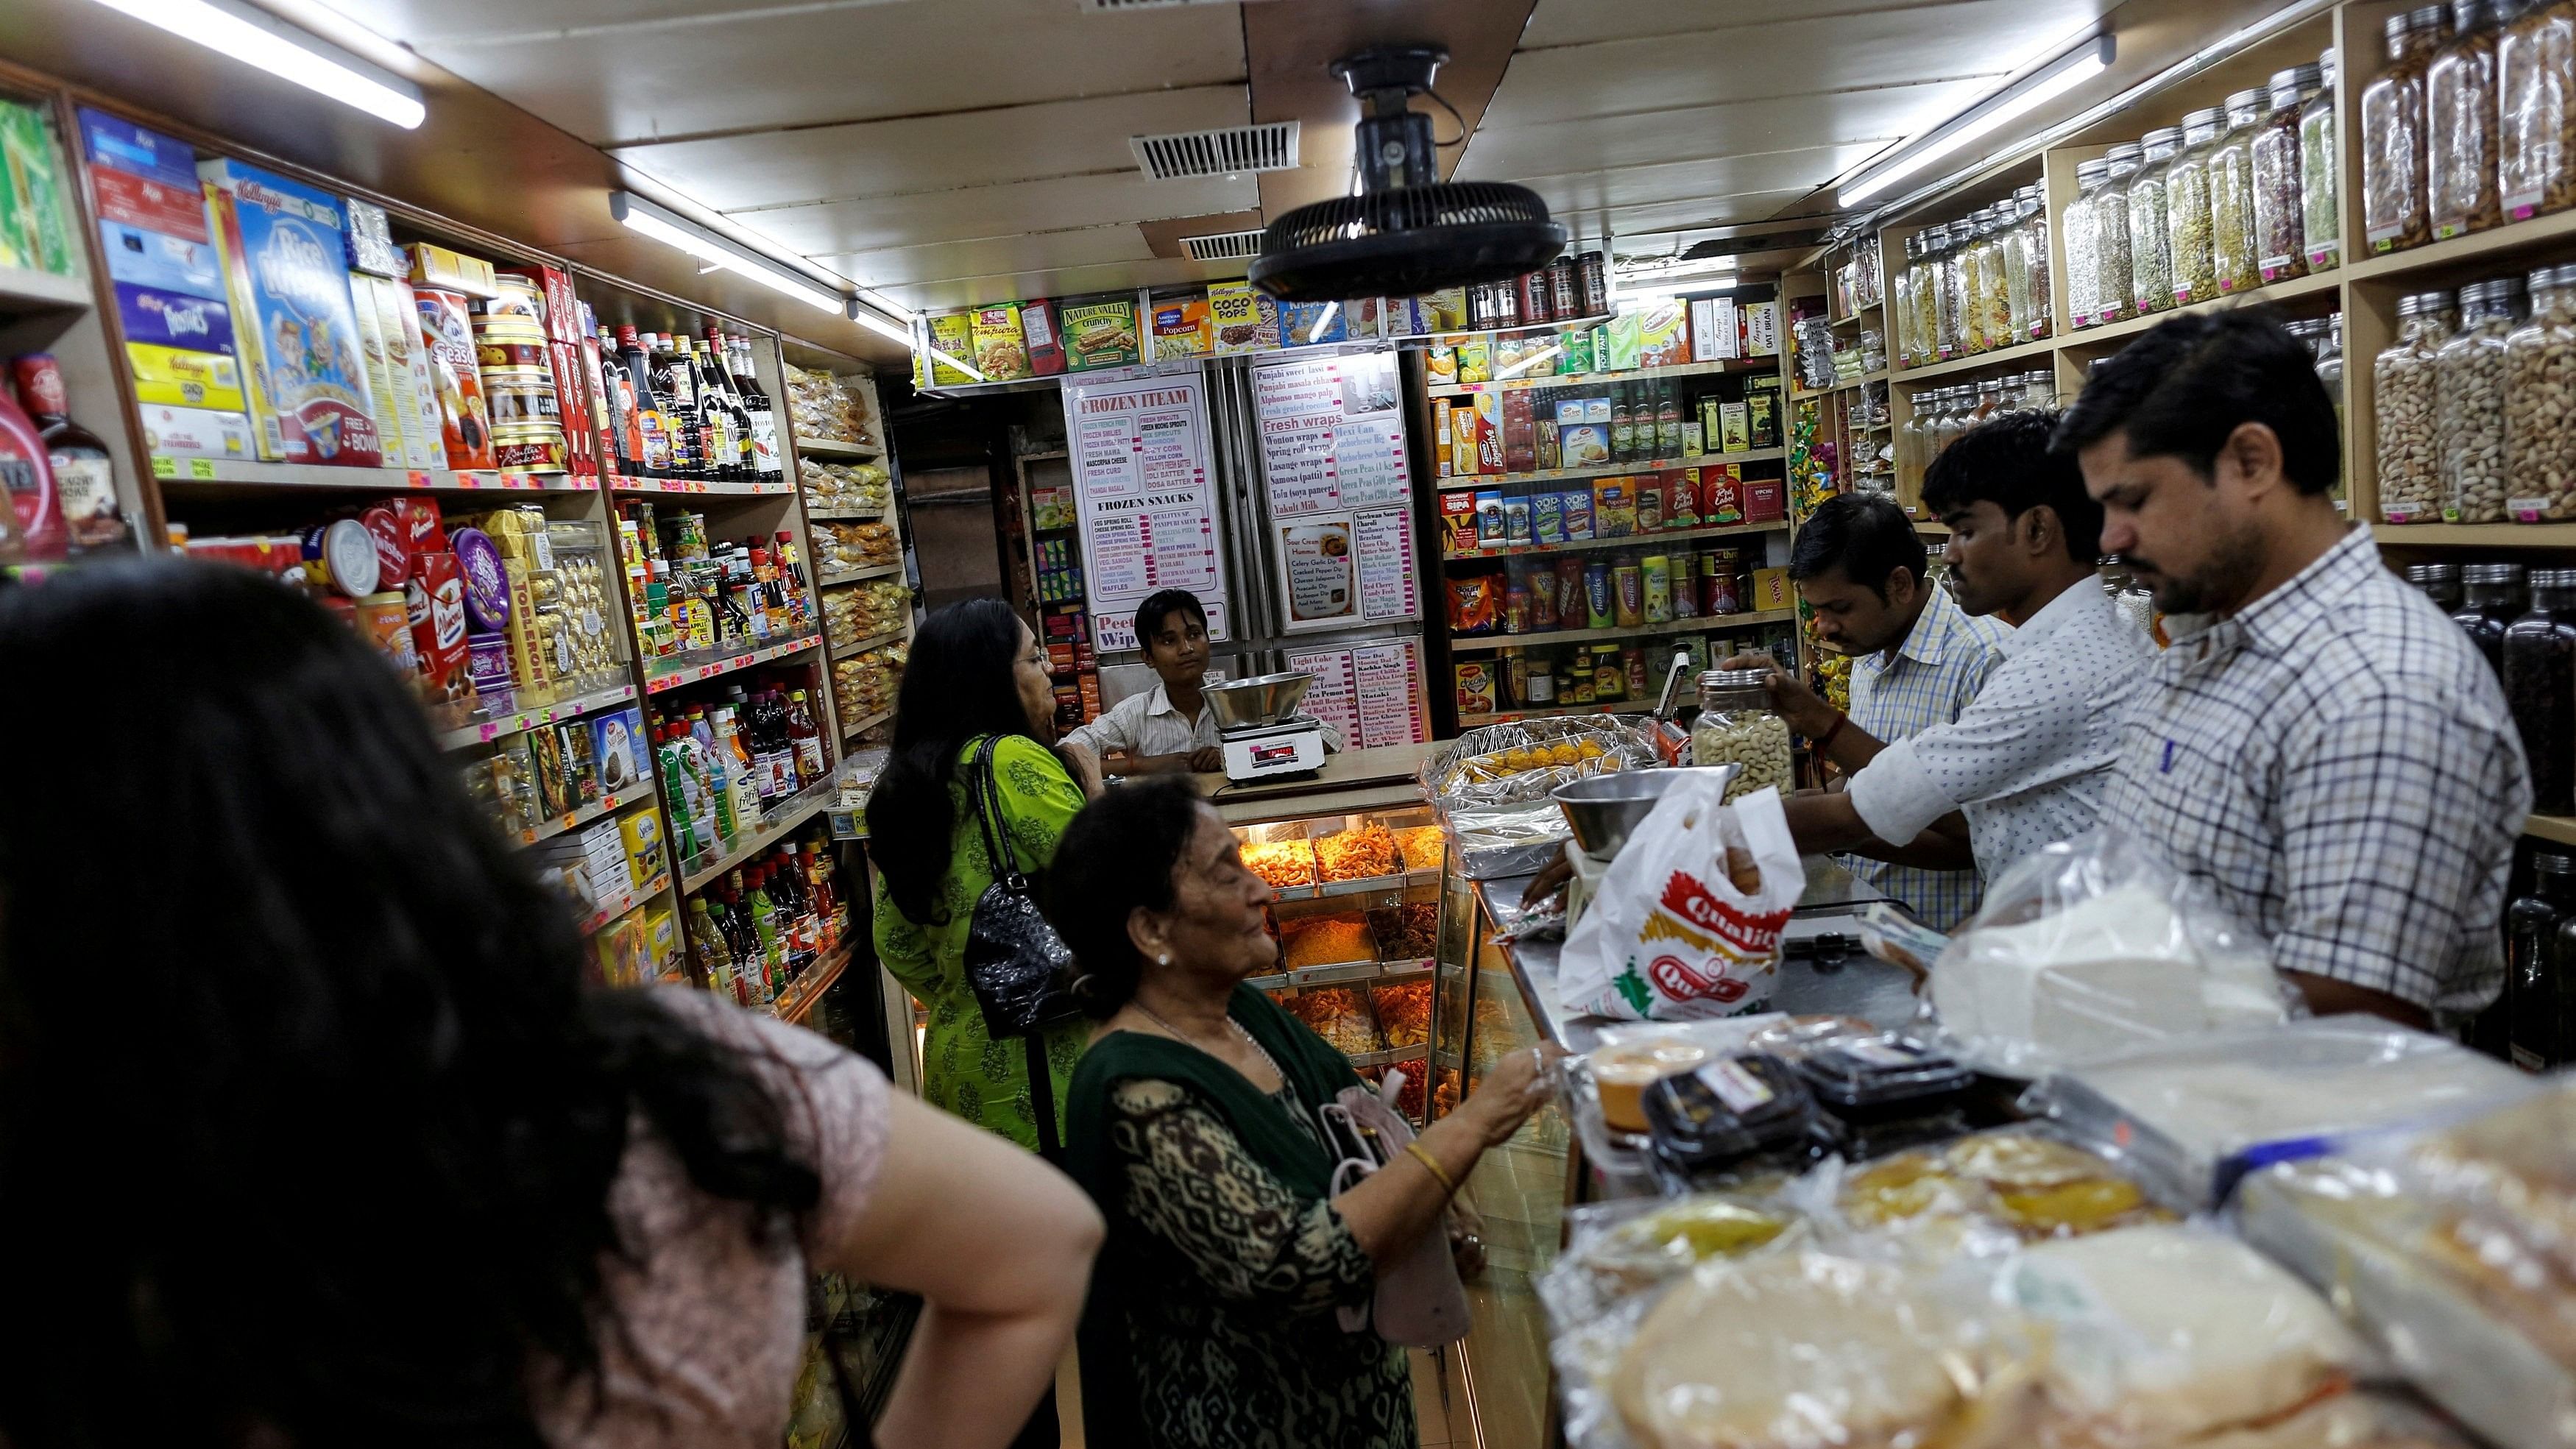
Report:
1049,778,1559,1449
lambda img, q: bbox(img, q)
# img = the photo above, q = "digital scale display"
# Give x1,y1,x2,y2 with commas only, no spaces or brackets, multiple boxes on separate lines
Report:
1250,739,1301,766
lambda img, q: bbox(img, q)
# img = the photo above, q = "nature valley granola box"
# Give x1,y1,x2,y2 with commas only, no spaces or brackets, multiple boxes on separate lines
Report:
1060,293,1139,371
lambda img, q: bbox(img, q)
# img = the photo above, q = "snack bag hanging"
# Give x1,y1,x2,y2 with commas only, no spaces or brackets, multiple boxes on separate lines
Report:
1560,780,1802,1020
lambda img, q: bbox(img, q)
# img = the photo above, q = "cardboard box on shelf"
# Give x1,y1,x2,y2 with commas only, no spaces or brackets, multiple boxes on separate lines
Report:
200,158,385,467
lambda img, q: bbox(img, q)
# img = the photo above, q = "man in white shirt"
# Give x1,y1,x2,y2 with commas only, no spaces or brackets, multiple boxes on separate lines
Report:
1755,411,2154,892
1058,589,1342,778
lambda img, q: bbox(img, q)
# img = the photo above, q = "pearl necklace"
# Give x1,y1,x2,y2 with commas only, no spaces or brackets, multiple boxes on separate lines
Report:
1136,1002,1287,1085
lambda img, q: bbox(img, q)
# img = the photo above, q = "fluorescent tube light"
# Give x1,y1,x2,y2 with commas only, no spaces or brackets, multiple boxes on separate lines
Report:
846,301,918,345
1840,34,2114,205
927,347,987,383
610,191,846,313
86,0,424,127
1305,300,1340,344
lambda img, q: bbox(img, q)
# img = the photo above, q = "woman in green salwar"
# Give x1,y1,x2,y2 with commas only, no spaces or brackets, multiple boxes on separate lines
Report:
1048,779,1557,1449
867,597,1103,1152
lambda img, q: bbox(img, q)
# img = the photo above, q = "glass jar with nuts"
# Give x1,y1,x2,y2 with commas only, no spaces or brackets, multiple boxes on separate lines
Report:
2208,89,2268,295
2095,143,2142,328
2127,127,2183,316
2437,275,2526,524
2373,288,2458,524
2066,159,2109,330
2499,0,2576,222
2165,107,2226,307
2016,185,2052,341
2505,263,2576,521
2253,65,2321,284
1690,669,1794,802
1971,208,2013,352
2362,7,2446,255
2428,0,2505,241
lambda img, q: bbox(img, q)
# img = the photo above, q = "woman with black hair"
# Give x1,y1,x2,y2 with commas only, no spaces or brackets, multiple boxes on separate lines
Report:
0,560,1101,1449
867,599,1103,1158
1049,779,1558,1449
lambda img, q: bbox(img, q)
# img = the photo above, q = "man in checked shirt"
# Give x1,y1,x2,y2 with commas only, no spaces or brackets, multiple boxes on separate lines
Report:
2057,310,2530,1030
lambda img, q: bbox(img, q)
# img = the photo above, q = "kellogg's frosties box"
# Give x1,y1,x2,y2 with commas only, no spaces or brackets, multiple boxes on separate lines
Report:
199,158,383,467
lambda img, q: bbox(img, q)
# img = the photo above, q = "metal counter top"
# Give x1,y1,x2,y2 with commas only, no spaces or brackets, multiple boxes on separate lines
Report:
1475,855,1925,1056
1195,742,1437,824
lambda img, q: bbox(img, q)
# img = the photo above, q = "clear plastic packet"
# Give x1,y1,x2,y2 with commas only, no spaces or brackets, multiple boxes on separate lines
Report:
2028,1016,2536,1209
1858,899,1946,979
1822,1122,2178,1251
1639,1052,1835,1194
1540,1192,1808,1332
1928,828,2290,1077
1441,796,1578,880
2239,1155,2576,1449
1420,714,1660,811
1560,782,1804,1021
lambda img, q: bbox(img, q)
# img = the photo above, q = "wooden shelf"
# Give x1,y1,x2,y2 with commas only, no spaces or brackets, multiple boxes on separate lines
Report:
833,628,907,655
1446,517,1787,564
677,778,837,895
2346,207,2576,286
520,786,653,849
2371,522,2576,547
1892,333,2059,383
841,706,893,740
155,457,597,492
798,438,882,459
1448,607,1797,654
438,681,637,752
773,941,854,1026
2528,815,2576,848
0,265,96,312
609,475,796,497
642,634,821,695
805,507,885,520
2060,269,2344,351
1428,355,1777,397
820,563,903,587
1438,447,1783,492
578,869,670,936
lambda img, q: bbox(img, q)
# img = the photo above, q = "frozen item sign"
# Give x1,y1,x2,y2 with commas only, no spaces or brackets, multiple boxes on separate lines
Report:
199,158,382,467
1061,368,1229,651
1254,352,1418,632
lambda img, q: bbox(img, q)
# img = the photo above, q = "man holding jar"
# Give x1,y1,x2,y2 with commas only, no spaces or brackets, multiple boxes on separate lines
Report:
2057,309,2528,1030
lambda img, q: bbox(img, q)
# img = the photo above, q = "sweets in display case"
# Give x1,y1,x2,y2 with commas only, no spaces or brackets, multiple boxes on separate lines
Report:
1371,978,1431,1047
1284,985,1382,1056
1314,822,1399,882
1240,835,1317,888
1281,914,1376,969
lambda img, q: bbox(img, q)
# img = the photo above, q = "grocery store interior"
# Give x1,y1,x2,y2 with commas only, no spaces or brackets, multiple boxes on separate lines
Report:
17,0,2576,1444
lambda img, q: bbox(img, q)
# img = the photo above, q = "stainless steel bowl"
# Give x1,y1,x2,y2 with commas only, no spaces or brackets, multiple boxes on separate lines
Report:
1206,670,1316,730
1551,765,1743,859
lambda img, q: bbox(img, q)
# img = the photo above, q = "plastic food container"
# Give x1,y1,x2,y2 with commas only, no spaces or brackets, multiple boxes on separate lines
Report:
1794,1034,1981,1159
1641,1052,1830,1188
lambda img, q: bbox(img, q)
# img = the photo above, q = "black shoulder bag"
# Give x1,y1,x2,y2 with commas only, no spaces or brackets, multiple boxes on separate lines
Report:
959,734,1085,1156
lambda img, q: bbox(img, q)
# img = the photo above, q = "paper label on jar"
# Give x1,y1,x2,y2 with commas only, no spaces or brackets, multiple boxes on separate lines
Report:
2381,501,2434,524
2433,220,2471,241
2259,255,2296,280
1696,1059,1775,1115
2510,497,2552,522
2366,224,2407,252
2307,241,2340,268
2508,191,2544,221
2172,283,2195,306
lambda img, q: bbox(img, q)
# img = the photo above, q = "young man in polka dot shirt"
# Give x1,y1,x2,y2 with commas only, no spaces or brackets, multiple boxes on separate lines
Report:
1749,410,2153,903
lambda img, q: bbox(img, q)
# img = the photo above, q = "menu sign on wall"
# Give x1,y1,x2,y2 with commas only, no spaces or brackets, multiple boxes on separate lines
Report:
1062,367,1230,651
1286,638,1429,747
1255,352,1417,633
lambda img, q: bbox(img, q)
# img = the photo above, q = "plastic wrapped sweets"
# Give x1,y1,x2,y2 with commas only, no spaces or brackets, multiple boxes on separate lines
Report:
1929,828,2287,1077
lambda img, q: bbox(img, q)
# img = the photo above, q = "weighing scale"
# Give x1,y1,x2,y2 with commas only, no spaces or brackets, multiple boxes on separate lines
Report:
1207,670,1330,784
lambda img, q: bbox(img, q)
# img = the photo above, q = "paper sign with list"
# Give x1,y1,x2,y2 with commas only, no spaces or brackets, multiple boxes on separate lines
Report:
1284,640,1426,748
1255,352,1418,634
1063,368,1229,651
1284,648,1359,747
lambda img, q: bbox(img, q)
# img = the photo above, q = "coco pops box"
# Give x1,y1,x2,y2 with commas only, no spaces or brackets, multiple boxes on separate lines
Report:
199,157,383,467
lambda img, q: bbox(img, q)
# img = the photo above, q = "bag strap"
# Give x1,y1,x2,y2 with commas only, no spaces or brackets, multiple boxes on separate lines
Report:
963,735,1025,887
1025,1032,1061,1161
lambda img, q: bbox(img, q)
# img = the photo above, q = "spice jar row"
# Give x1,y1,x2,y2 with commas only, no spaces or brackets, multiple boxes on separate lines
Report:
2374,264,2576,525
1897,372,2056,486
1459,628,1791,718
2362,1,2576,258
2407,561,2575,812
1892,187,2050,367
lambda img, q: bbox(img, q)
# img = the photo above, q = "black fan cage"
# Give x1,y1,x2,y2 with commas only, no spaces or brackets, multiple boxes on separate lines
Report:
1250,180,1566,301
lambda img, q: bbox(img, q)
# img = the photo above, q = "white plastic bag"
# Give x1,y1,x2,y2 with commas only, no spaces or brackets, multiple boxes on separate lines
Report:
1928,828,2287,1077
1560,782,1804,1021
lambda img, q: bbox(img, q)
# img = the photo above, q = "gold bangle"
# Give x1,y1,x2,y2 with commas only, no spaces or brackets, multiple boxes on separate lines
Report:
1404,1140,1457,1195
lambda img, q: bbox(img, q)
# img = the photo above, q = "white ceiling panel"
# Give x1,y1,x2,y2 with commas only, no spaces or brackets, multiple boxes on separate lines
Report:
1458,77,1995,187
1551,190,1833,247
613,86,1253,214
881,258,1231,314
1480,1,2115,130
316,0,1248,146
729,171,1258,260
821,225,1162,291
1519,0,1972,51
1514,144,1896,220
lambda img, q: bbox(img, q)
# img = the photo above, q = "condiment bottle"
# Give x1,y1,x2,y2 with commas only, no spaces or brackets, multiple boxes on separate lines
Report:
2503,566,2576,813
2514,853,2576,1069
2455,561,2527,677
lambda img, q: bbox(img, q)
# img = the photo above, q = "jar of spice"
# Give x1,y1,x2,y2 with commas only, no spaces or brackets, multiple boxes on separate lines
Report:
2505,567,2576,813
2253,65,2319,283
2430,0,2505,238
2409,561,2466,611
2002,196,2034,343
1690,669,1794,801
2363,7,2446,255
2208,89,2268,294
2128,127,2184,314
2509,853,2576,1070
1966,207,2005,353
2165,108,2227,306
1893,233,1921,368
2016,184,2053,341
2374,288,2458,523
2095,142,2142,327
2315,313,2346,509
2499,0,2576,221
2458,561,2527,676
2505,262,2576,520
1911,230,1942,366
1932,223,1967,362
2065,163,2106,330
2299,49,2343,271
2438,274,2526,523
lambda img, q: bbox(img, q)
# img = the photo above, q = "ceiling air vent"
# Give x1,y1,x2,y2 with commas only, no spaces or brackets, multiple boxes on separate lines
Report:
1182,229,1267,262
1130,121,1300,181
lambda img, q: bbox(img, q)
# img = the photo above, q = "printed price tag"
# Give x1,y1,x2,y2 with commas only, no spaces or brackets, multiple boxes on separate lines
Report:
188,457,217,479
151,454,176,478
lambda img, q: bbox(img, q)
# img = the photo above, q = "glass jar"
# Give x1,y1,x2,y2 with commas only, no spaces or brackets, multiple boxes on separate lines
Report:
2409,561,2466,611
2095,142,2142,327
1972,376,2005,427
2127,127,2183,314
1911,229,1942,366
2437,274,2524,522
2499,0,2576,221
2458,561,2528,675
2505,567,2576,813
2066,159,2108,330
2509,853,2576,1070
1691,669,1794,800
2029,370,2059,411
1932,223,1966,362
2373,288,2457,522
2362,7,2444,255
2505,262,2576,520
2165,107,2226,306
2430,0,2505,238
2299,49,2342,272
1958,208,1995,354
2254,65,2319,283
2316,312,2346,509
2208,89,2268,294
1974,207,2014,351
2002,196,2034,343
1853,235,1883,310
2017,184,2052,341
1893,233,1921,368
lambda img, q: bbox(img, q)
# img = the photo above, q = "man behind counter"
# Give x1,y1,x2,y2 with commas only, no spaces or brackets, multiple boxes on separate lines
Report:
1058,589,1343,779
1722,494,2008,930
2058,309,2530,1030
1739,411,2154,891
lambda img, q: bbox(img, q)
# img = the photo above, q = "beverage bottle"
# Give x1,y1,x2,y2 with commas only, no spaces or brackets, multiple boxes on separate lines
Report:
616,326,672,477
713,706,766,829
787,689,826,787
771,531,813,629
657,334,702,479
729,332,782,481
14,355,126,554
720,873,769,1002
0,371,63,563
654,726,704,862
688,897,740,1002
597,330,643,476
743,865,785,990
696,725,740,851
697,337,747,480
763,691,799,798
685,339,732,480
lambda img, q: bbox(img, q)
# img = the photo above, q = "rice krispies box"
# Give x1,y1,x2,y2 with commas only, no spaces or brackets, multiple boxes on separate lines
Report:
199,157,384,467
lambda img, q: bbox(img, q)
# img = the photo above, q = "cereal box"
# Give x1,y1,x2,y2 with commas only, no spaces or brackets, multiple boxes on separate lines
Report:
1595,476,1635,537
1059,293,1139,371
1563,486,1595,540
137,403,252,461
1637,300,1689,367
1602,313,1643,371
1440,490,1479,555
1450,401,1481,477
1532,490,1565,545
1150,295,1211,359
1209,280,1275,354
1690,297,1741,360
1275,299,1343,347
1744,300,1780,355
969,302,1030,380
124,341,243,411
1475,392,1504,475
199,158,384,467
366,273,445,470
116,283,232,355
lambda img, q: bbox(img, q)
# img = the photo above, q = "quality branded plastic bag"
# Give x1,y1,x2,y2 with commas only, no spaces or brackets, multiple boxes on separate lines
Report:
1560,781,1804,1021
